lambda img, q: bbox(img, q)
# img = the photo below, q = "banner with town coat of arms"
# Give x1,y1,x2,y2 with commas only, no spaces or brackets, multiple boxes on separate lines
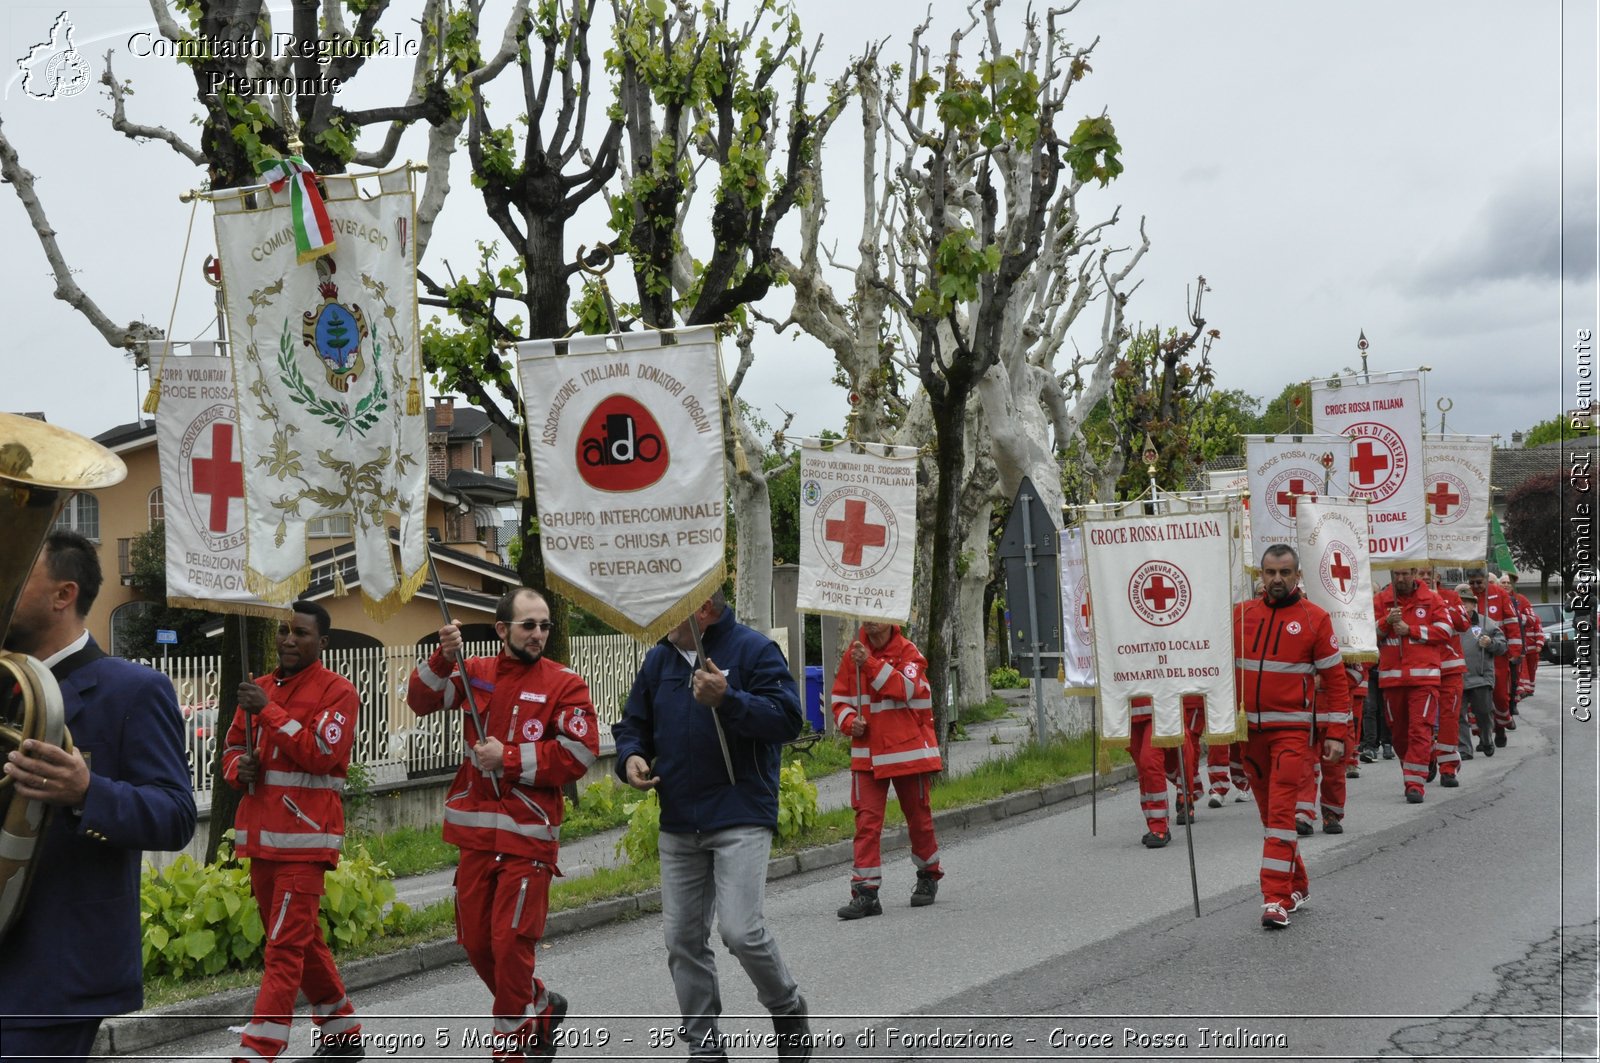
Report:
154,353,287,619
1422,434,1494,567
1243,435,1351,572
213,166,428,618
1081,498,1237,747
1205,468,1256,602
1058,525,1096,696
1309,371,1427,568
796,439,919,623
516,326,727,642
1295,497,1377,664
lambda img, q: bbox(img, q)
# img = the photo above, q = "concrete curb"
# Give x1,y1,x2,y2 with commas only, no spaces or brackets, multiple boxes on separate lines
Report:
100,762,1136,1057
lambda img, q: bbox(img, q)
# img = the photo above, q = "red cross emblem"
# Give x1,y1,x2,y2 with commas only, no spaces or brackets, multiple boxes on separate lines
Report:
1426,481,1460,517
824,499,888,567
191,422,244,533
1328,551,1352,592
1142,575,1178,612
1276,478,1313,517
1350,440,1391,486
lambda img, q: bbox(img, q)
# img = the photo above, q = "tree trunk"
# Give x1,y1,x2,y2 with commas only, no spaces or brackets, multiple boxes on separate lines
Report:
729,419,774,630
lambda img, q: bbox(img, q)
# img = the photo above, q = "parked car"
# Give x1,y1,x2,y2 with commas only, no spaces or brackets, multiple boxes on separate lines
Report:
1541,620,1589,666
1530,601,1570,629
182,702,219,742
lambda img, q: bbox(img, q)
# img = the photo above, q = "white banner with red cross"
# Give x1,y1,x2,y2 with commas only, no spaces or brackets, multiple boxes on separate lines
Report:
796,438,919,623
1294,497,1377,664
1243,435,1351,572
1309,371,1428,568
1059,525,1096,696
154,354,288,618
1206,468,1256,603
213,165,428,619
1081,498,1237,747
516,325,728,642
1422,434,1494,567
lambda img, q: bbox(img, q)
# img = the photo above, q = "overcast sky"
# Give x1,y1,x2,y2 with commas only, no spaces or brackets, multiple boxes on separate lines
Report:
2,0,1595,450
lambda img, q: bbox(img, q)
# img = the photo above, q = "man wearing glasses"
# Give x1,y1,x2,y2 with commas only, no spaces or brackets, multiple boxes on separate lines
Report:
407,588,600,1061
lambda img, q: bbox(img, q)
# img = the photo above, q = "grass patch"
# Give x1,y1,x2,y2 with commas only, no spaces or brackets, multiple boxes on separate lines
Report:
352,824,456,877
784,733,853,778
956,696,1013,727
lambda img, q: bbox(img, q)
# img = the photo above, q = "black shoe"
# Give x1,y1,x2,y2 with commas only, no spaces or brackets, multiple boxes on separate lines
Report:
295,1035,366,1060
910,870,938,907
1173,804,1195,826
1295,818,1314,837
836,886,882,920
525,991,568,1061
1460,744,1474,761
1494,727,1507,748
1381,743,1395,761
1322,815,1344,835
773,995,812,1061
1141,830,1170,849
1441,773,1460,788
1358,747,1377,764
1483,740,1495,757
1405,786,1424,804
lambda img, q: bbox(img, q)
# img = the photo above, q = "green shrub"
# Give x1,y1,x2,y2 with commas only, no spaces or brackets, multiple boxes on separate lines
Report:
563,776,634,837
776,760,818,839
988,665,1027,689
140,835,408,980
616,789,661,863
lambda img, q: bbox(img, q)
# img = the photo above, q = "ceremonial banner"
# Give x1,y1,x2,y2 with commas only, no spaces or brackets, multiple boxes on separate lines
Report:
1243,435,1350,571
1206,469,1255,602
1310,371,1427,567
796,439,918,622
214,165,428,617
1059,526,1096,696
1295,497,1377,664
154,354,286,618
516,326,727,640
1082,499,1237,746
1423,435,1493,567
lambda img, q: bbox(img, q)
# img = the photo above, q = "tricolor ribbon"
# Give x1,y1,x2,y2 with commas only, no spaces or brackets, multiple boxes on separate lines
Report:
256,155,336,264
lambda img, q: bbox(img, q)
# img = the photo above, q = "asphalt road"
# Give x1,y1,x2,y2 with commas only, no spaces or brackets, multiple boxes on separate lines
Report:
144,668,1598,1063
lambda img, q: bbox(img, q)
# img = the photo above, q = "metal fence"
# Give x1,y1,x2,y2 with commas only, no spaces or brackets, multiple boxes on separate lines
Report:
137,634,648,808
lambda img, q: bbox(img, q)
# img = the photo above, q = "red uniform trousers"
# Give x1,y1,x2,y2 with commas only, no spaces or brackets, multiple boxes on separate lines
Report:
1296,731,1346,824
1345,691,1365,771
238,860,359,1063
1492,656,1515,727
849,770,942,886
455,849,560,1061
1131,700,1202,836
1383,685,1440,795
1521,651,1539,695
1435,676,1465,777
1205,740,1250,799
1240,728,1314,907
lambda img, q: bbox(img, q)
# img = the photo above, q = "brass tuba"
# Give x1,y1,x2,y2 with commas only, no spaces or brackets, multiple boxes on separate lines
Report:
0,412,127,944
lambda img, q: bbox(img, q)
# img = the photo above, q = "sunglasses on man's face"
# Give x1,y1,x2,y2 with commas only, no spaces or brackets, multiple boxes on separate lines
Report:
504,619,554,632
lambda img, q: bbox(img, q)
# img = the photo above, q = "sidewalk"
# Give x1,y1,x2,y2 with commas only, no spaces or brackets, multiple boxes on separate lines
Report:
100,692,1136,1056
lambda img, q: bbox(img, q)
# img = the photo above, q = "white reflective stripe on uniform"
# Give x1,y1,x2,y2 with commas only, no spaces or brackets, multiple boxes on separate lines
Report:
245,1019,292,1042
1321,711,1351,725
911,849,940,868
315,733,332,756
1402,760,1429,773
319,1014,359,1037
850,747,871,761
1234,658,1316,674
1264,828,1298,842
870,662,895,689
1251,710,1315,724
511,875,528,929
256,828,345,850
1314,651,1343,670
1322,802,1344,816
278,719,303,736
495,1015,529,1034
853,865,881,879
262,770,345,790
557,735,597,766
1406,668,1441,678
443,807,560,841
1139,791,1167,803
1261,856,1295,872
517,743,538,785
312,995,352,1017
416,660,450,691
1377,669,1405,680
270,892,292,939
236,1046,273,1062
234,829,249,847
871,746,938,767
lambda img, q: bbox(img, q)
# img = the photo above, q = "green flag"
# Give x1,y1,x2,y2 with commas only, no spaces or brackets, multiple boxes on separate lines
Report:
1489,511,1516,574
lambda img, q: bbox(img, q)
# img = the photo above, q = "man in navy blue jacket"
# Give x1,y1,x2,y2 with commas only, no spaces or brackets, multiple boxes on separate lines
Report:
1,531,197,1062
613,591,813,1061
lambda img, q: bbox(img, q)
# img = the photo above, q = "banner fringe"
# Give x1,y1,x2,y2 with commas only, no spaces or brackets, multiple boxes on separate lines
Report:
548,563,726,646
1342,651,1379,665
1149,731,1187,749
360,561,429,622
1098,733,1132,749
246,564,312,605
1062,685,1097,698
165,596,291,621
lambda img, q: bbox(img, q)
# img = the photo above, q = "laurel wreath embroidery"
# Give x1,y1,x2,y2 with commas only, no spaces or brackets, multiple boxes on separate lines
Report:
239,273,420,548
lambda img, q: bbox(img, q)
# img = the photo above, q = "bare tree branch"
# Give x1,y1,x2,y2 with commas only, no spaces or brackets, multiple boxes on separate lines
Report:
99,52,206,164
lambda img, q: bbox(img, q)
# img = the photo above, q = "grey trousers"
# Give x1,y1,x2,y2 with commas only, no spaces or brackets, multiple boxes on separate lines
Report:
659,826,802,1058
1462,686,1494,745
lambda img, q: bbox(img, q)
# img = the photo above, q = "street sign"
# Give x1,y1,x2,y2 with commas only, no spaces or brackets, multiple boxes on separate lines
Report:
155,629,178,645
999,477,1063,740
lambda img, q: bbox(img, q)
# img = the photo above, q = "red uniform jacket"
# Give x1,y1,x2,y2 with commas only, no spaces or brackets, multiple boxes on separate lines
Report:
1510,591,1544,653
1232,590,1350,739
223,660,359,865
1374,581,1451,688
1434,585,1471,680
407,648,598,864
831,626,941,779
1480,583,1524,659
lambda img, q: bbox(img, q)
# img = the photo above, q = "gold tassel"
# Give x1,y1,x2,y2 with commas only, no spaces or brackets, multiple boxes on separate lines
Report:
142,378,163,414
334,568,347,597
516,452,530,499
733,434,750,477
406,377,421,416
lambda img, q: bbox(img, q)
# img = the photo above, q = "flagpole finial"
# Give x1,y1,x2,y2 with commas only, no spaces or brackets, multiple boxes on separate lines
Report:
1357,329,1370,382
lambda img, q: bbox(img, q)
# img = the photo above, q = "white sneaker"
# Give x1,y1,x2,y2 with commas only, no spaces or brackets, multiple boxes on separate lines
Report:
1288,889,1310,913
1233,791,1250,803
1207,792,1225,809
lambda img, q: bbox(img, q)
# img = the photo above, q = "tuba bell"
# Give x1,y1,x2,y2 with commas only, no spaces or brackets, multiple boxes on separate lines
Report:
0,411,127,944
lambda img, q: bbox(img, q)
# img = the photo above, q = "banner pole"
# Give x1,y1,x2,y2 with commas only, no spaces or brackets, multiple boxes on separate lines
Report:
1090,696,1098,837
1178,736,1201,918
237,618,255,796
1019,487,1046,741
687,613,738,786
424,550,500,797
